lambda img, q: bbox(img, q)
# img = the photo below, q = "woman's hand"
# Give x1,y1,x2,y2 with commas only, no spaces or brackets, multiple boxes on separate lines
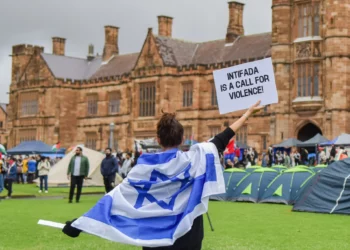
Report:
245,100,264,117
229,100,265,133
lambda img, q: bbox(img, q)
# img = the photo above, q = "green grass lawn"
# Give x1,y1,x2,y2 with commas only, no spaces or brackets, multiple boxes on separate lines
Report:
0,196,349,250
0,184,105,198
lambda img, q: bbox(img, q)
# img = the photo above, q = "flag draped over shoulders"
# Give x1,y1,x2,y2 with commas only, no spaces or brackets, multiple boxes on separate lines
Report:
72,142,224,247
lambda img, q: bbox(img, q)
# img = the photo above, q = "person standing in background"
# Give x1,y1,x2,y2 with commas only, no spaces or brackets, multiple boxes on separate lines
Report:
4,158,17,199
330,145,337,159
35,155,41,179
22,156,28,184
27,156,37,184
67,147,90,203
101,148,119,193
0,156,5,194
253,148,258,165
283,151,291,168
38,156,51,193
268,146,273,167
120,152,133,178
16,158,24,184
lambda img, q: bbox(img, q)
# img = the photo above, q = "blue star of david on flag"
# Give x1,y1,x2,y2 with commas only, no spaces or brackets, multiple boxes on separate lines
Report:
128,164,193,210
71,143,225,247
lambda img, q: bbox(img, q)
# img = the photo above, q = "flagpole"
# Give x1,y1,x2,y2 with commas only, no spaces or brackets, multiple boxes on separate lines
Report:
206,212,214,232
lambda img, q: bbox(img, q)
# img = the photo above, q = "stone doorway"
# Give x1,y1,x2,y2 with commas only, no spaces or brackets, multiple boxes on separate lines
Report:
297,123,322,142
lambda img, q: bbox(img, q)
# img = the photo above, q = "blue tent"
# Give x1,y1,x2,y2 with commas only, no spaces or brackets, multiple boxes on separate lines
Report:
210,168,248,201
293,158,350,214
272,165,288,173
309,164,327,173
259,167,315,205
8,141,53,155
245,165,261,173
231,168,279,203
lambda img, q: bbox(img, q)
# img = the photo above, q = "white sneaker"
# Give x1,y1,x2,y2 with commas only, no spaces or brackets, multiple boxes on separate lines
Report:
38,190,42,193
45,190,48,194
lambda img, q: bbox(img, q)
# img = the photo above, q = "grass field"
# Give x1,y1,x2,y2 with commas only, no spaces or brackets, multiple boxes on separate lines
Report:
0,184,105,198
1,192,350,250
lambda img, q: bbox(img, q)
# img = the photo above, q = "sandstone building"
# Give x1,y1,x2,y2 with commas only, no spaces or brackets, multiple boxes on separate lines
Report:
7,0,350,152
0,104,8,146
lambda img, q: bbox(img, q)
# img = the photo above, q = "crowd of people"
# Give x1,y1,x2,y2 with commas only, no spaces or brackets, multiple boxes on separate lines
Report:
1,141,348,200
0,155,60,198
223,144,349,170
0,146,138,200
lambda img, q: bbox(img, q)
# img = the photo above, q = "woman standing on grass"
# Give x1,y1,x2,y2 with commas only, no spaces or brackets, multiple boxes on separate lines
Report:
4,157,17,199
63,101,263,250
38,156,51,193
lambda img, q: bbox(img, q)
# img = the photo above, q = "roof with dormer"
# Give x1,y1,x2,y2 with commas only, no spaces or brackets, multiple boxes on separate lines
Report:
39,32,271,81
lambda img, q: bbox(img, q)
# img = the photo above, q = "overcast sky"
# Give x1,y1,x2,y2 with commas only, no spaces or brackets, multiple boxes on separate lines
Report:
0,0,272,103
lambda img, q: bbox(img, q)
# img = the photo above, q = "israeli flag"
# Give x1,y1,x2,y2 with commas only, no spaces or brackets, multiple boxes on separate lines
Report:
72,142,224,247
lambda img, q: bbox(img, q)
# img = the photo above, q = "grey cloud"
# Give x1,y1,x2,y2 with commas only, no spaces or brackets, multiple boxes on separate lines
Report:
0,0,272,103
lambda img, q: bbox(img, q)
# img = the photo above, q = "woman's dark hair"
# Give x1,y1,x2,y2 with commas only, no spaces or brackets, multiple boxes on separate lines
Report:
157,111,184,148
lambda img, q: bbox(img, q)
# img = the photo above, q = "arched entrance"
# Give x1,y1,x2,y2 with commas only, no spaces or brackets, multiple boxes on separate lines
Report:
297,123,322,142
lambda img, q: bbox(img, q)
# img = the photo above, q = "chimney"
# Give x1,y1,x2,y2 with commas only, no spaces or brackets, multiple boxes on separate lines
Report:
52,37,66,55
103,26,119,62
158,16,173,37
226,1,245,43
87,44,95,61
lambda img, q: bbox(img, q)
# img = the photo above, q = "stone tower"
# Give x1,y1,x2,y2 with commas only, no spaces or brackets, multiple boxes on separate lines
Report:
271,0,350,142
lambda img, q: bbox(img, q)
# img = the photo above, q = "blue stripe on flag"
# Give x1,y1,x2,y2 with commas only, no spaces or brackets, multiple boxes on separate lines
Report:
205,153,217,181
84,174,207,240
137,148,178,166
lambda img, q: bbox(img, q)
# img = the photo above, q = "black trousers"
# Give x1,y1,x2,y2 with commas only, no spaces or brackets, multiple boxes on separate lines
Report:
103,175,115,193
17,173,24,184
27,173,35,184
69,176,84,202
4,178,13,197
143,216,203,250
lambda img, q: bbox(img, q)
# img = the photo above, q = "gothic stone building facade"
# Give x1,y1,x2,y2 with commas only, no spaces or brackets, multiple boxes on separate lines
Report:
0,104,8,146
7,0,350,152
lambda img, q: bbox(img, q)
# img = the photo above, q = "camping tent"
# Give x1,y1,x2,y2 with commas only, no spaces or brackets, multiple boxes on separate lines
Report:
210,168,248,201
274,138,302,148
320,134,350,146
297,134,329,147
245,165,261,173
293,158,350,214
8,141,52,155
39,146,106,187
272,165,287,173
231,168,279,203
310,164,327,172
260,167,315,205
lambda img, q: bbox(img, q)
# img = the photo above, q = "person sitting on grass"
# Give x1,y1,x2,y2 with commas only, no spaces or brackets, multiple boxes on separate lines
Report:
4,157,17,199
38,156,51,193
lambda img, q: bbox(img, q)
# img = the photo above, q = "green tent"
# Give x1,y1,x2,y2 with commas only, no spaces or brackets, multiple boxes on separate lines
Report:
210,168,248,201
272,165,287,173
231,168,279,203
246,165,261,173
260,167,315,205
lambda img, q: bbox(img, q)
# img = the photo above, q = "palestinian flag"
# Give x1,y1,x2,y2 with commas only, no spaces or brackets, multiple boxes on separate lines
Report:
0,144,7,155
52,142,60,152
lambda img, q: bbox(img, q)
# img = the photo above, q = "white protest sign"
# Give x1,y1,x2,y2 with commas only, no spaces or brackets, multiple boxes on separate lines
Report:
213,58,278,114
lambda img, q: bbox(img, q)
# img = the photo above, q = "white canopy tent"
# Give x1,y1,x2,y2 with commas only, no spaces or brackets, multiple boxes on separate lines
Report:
35,146,106,187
